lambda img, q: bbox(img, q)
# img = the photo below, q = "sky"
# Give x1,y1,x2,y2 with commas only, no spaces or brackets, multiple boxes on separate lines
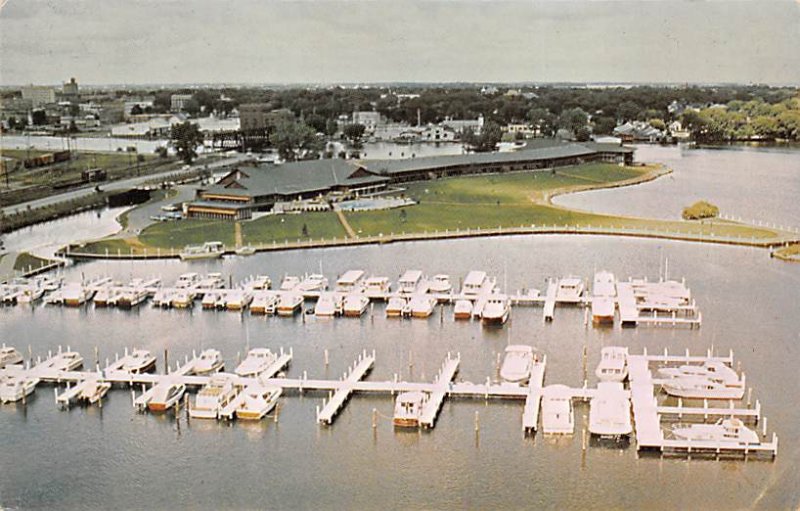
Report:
1,0,799,86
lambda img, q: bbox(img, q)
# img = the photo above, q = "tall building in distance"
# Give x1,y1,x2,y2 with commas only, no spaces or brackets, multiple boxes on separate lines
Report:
21,85,56,108
170,94,194,112
62,77,79,100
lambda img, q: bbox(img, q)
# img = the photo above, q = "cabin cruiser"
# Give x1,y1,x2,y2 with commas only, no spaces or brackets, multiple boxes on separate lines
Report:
121,350,157,374
0,345,24,369
276,293,303,316
657,361,739,384
500,345,535,384
0,374,40,403
250,275,272,290
279,276,301,292
672,418,760,445
541,385,575,435
335,270,365,293
592,271,616,298
385,297,407,318
314,293,343,317
151,289,174,308
147,380,186,412
297,274,328,293
93,287,118,307
226,289,253,311
343,294,370,317
428,274,452,295
117,287,150,309
556,277,585,303
192,349,225,375
202,291,226,310
393,391,428,427
175,272,201,289
235,385,282,420
453,299,473,320
661,375,745,400
595,347,629,382
235,348,278,377
398,270,424,295
171,289,195,309
591,297,615,325
250,293,278,315
78,378,112,405
62,283,92,307
461,271,490,296
49,351,84,372
481,294,510,325
190,373,237,419
364,277,391,299
588,382,632,437
195,273,225,293
409,295,436,318
179,241,224,261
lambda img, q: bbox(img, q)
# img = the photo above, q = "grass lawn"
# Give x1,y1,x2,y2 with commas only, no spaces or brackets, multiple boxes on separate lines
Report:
242,212,346,244
140,219,237,248
13,252,54,272
774,243,800,260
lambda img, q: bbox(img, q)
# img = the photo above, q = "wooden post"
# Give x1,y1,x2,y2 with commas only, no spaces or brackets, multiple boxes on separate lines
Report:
372,408,377,429
474,411,480,432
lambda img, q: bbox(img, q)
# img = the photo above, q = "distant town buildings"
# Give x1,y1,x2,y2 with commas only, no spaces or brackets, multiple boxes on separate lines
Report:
170,94,194,112
239,103,274,131
441,114,484,135
613,121,665,143
62,78,79,99
21,85,56,108
351,111,381,133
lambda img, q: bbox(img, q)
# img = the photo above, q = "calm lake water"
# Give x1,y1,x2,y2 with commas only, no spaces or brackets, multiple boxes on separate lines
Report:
1,146,799,510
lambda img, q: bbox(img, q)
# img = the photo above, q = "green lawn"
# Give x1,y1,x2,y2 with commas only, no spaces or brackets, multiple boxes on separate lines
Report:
242,212,346,244
140,219,237,248
13,252,54,272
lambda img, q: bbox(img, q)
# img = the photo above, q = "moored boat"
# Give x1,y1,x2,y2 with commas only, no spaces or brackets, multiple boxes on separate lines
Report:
385,296,407,318
481,294,510,325
588,382,632,437
121,349,157,374
453,299,473,320
661,375,745,400
147,380,186,412
235,348,278,377
192,349,225,375
595,346,629,382
276,293,303,316
541,384,575,435
556,277,585,303
179,241,224,261
189,373,237,419
672,418,760,445
250,293,278,315
428,274,452,295
409,295,436,318
0,345,24,369
314,293,343,317
236,385,282,420
0,374,40,403
500,345,534,384
393,391,428,427
343,294,370,317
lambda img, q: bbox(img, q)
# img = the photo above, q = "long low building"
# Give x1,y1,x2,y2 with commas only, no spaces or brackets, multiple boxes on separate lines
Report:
186,140,634,220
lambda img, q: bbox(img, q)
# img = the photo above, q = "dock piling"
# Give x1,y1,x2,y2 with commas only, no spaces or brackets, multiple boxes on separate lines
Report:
474,411,480,432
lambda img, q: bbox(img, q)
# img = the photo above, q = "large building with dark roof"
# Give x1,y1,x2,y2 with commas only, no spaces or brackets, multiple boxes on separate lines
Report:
186,140,634,220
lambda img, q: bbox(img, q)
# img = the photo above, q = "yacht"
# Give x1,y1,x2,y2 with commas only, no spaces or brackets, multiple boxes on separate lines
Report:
226,289,253,311
661,375,745,400
428,274,452,295
398,270,424,295
453,299,473,320
276,293,303,316
190,373,238,419
121,350,157,374
499,345,534,384
147,380,186,412
364,277,391,299
672,418,760,445
481,294,510,326
461,271,489,296
78,379,112,405
297,274,329,293
588,382,632,438
385,297,407,318
657,361,739,384
192,349,225,375
174,272,200,289
335,270,365,293
250,293,278,315
393,391,428,427
0,374,40,403
235,385,282,420
179,241,224,261
279,276,301,292
235,348,278,377
556,277,585,303
595,346,629,382
343,294,370,317
235,245,256,256
314,293,343,317
0,345,24,369
409,295,436,318
541,385,575,435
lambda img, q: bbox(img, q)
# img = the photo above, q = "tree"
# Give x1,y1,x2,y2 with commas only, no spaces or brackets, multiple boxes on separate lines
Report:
270,119,321,161
31,110,47,126
170,121,204,164
130,104,144,116
592,116,616,135
183,99,201,117
575,126,591,142
301,223,309,237
342,123,366,147
557,108,589,138
462,121,502,152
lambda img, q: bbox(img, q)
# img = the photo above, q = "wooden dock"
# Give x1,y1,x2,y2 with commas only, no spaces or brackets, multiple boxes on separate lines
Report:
316,350,375,425
419,353,460,428
522,357,547,431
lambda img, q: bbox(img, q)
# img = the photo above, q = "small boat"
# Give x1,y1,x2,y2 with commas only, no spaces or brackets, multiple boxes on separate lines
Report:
235,348,278,377
657,360,739,384
190,373,237,419
192,349,225,375
50,351,84,371
117,287,150,309
588,382,632,437
556,277,585,303
175,272,200,289
78,378,112,405
171,290,195,309
661,375,745,400
385,297,407,317
592,271,616,297
297,274,329,293
179,241,225,261
235,245,256,256
17,285,46,304
226,290,253,311
461,271,490,296
499,345,534,384
453,299,473,320
250,293,278,315
93,287,118,307
0,345,24,369
591,297,615,325
147,380,186,412
343,294,370,317
393,391,428,427
152,289,173,308
314,293,343,317
364,277,391,299
279,276,301,292
481,294,510,325
276,293,303,316
0,374,40,403
428,274,452,295
202,291,225,309
409,295,436,318
672,418,760,445
398,270,424,294
595,346,629,382
121,350,157,374
541,384,575,435
62,283,91,307
335,270,365,293
236,385,282,420
250,275,272,290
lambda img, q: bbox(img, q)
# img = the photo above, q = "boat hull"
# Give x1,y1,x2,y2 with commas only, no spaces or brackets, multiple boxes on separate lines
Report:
393,418,420,428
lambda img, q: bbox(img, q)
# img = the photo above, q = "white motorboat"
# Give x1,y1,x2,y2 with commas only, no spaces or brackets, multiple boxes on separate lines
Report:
661,375,745,400
0,374,40,403
588,382,632,437
335,270,365,293
279,276,301,291
78,378,112,405
175,272,200,289
192,349,225,375
428,274,452,295
541,384,575,435
0,345,24,369
235,348,278,377
461,271,489,296
152,289,173,308
556,277,585,303
190,373,237,419
297,274,329,293
657,360,739,384
409,295,436,318
50,351,84,371
250,293,278,315
17,285,46,304
250,275,272,291
93,287,117,307
398,270,424,294
592,271,616,297
171,290,195,309
500,345,534,384
44,289,64,305
595,346,629,382
147,380,186,412
226,289,253,311
672,418,760,445
364,277,391,298
343,294,370,317
235,245,256,256
453,299,473,320
314,293,343,317
276,293,303,316
393,391,428,427
117,287,150,309
385,297,407,318
481,294,510,325
202,291,225,309
62,283,91,307
591,297,615,325
236,385,282,420
195,273,225,293
179,241,224,261
121,349,157,374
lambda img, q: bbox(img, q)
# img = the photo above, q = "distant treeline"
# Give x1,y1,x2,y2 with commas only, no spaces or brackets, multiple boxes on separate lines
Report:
681,98,800,142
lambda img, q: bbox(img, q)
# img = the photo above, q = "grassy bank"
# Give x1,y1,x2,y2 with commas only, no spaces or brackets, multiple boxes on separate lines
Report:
773,244,800,261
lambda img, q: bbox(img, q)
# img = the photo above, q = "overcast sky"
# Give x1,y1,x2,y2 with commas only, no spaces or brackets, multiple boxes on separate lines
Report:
1,0,799,86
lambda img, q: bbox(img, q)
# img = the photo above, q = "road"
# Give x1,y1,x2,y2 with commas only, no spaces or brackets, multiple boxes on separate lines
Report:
2,153,249,216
